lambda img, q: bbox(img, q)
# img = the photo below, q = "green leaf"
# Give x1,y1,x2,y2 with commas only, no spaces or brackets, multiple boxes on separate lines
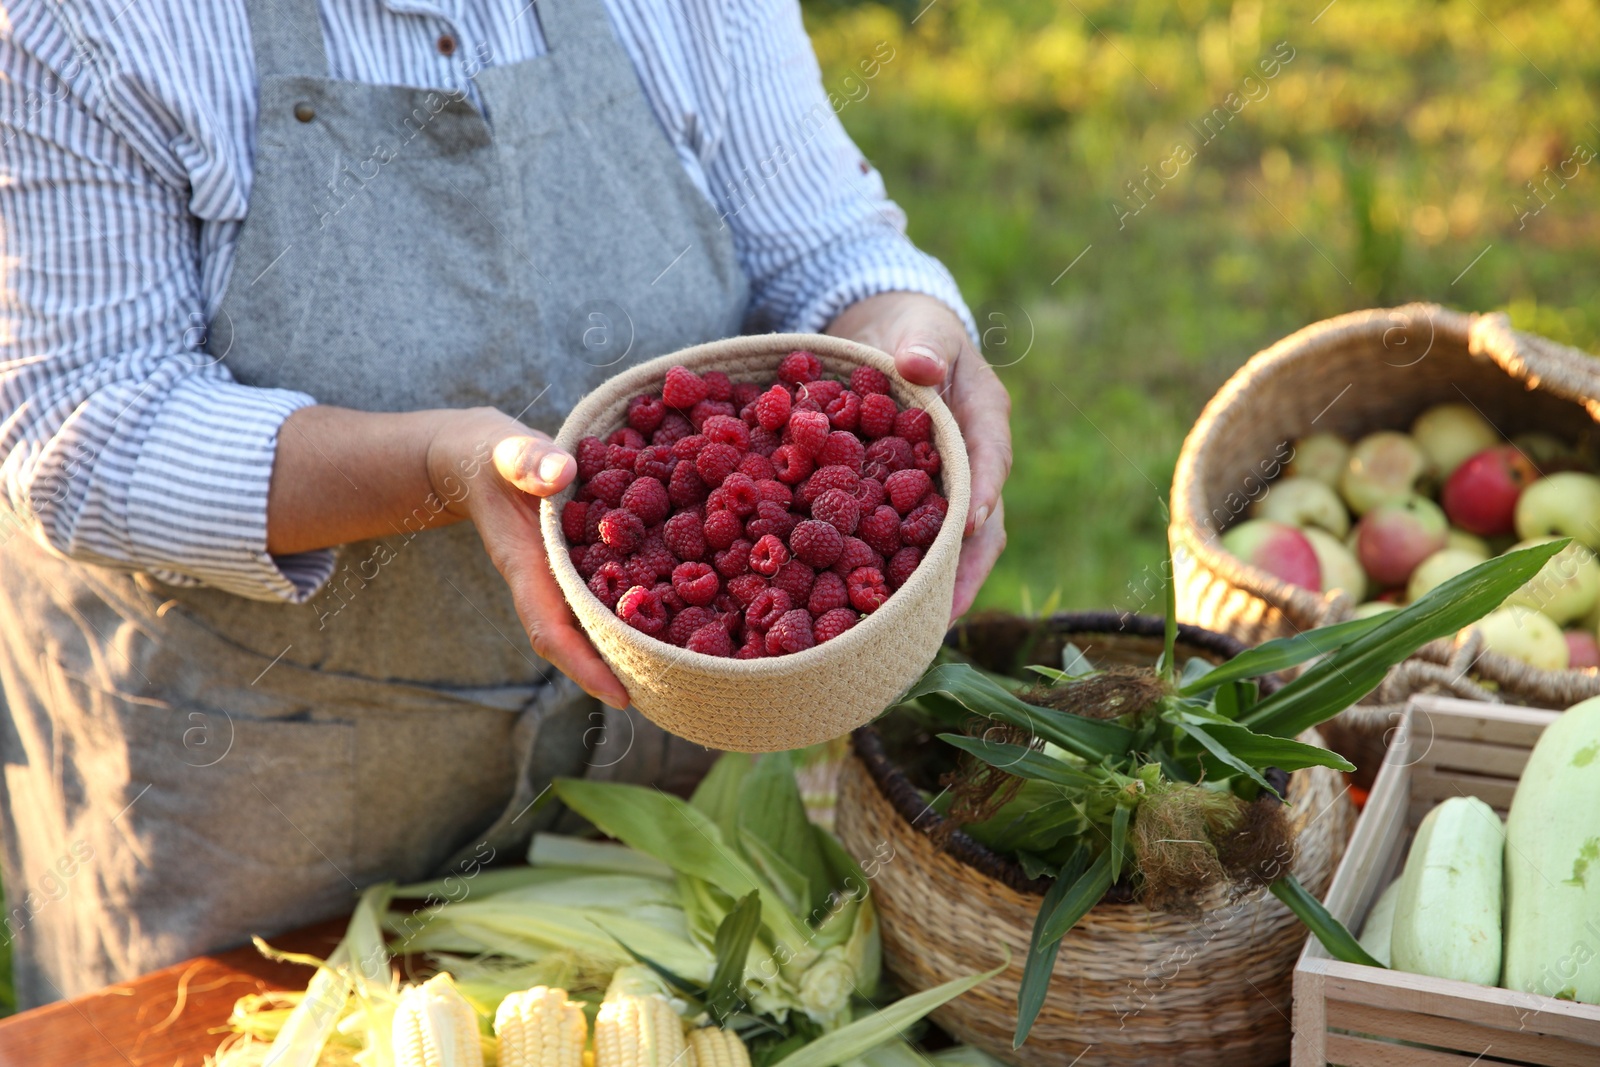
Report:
1212,679,1258,721
1178,655,1215,689
611,933,710,1003
1059,643,1094,677
1024,664,1071,683
1179,615,1389,695
907,664,1134,761
1196,723,1356,773
692,753,755,841
1180,723,1277,795
774,963,1005,1067
1037,847,1114,942
1242,542,1565,738
1160,532,1179,684
938,735,1107,790
738,752,833,914
708,891,763,1023
1015,847,1109,1048
741,830,812,917
1270,876,1384,968
1109,804,1130,882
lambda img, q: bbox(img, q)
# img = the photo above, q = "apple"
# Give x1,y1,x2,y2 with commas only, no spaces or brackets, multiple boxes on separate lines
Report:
1355,496,1449,587
1287,432,1351,486
1514,471,1600,551
1339,431,1429,515
1411,402,1499,478
1222,519,1322,591
1406,548,1485,602
1474,606,1569,671
1565,630,1600,669
1445,528,1491,559
1351,601,1399,619
1511,432,1574,469
1304,527,1365,599
1441,445,1540,537
1501,537,1600,625
1254,476,1351,537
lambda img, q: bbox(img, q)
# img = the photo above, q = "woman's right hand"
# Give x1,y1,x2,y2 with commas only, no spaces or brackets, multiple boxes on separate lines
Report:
425,407,630,709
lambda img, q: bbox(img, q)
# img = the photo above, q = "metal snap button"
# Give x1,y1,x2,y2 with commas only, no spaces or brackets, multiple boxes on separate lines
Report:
293,102,315,123
436,34,456,56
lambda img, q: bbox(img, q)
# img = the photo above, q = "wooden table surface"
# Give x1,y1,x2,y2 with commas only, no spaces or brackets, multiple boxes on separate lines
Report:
0,919,347,1067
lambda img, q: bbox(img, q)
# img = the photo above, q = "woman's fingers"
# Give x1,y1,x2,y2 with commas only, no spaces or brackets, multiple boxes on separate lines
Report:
949,356,1012,536
951,497,1006,620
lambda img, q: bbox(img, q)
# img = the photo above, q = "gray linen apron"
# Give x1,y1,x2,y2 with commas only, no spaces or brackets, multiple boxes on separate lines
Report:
0,0,747,1006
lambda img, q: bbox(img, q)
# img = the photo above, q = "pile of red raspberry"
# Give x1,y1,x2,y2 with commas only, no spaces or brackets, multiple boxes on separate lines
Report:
560,351,946,658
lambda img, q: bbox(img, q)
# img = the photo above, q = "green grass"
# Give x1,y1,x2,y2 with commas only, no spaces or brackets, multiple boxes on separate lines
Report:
804,0,1600,612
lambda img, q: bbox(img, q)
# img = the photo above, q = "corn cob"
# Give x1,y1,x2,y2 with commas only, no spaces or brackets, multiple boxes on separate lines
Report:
393,972,485,1067
593,993,685,1067
495,986,588,1067
686,1028,750,1067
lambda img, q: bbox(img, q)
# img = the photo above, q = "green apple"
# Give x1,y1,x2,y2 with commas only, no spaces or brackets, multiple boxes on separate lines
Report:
1339,431,1429,515
1411,402,1499,478
1445,528,1491,559
1511,432,1574,468
1501,537,1600,625
1406,548,1486,603
1287,432,1351,486
1351,601,1399,619
1514,472,1600,551
1254,476,1351,537
1474,606,1569,671
1221,519,1322,590
1304,527,1366,599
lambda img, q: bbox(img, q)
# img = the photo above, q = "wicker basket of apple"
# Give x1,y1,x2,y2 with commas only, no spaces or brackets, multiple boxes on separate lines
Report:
1171,304,1600,778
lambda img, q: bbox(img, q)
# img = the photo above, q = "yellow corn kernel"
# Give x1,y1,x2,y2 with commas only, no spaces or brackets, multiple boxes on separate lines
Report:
687,1027,750,1067
495,986,588,1067
393,972,484,1067
593,994,685,1067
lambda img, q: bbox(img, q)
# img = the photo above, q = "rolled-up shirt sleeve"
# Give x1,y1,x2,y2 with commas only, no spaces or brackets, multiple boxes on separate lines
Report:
0,28,333,603
705,0,977,340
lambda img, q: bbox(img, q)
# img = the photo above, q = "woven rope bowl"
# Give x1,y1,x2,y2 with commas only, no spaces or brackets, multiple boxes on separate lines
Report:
834,613,1353,1067
1170,305,1600,775
540,333,970,753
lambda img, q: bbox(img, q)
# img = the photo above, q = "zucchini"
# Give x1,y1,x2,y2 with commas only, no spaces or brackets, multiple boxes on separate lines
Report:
1503,696,1600,1004
1390,796,1504,985
1357,877,1401,968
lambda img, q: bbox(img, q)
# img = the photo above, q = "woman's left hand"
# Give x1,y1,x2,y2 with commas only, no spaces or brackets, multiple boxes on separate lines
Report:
828,291,1011,619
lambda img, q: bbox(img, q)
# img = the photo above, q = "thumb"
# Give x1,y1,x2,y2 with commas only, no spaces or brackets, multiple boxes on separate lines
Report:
493,433,575,497
890,327,959,387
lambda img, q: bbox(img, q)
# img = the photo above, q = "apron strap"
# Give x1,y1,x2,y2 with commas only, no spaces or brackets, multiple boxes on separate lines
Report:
246,0,330,78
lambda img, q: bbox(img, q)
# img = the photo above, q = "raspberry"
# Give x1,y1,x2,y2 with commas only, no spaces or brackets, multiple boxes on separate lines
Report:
885,468,934,516
628,395,666,435
663,511,707,561
808,570,850,614
748,426,781,457
824,391,862,433
626,552,659,588
754,385,792,432
582,501,606,543
850,365,892,396
787,410,831,457
811,488,861,536
667,462,708,509
756,479,792,507
584,468,630,507
748,587,793,632
701,414,750,451
855,477,886,511
687,623,732,656
652,411,693,447
672,433,708,461
577,436,608,480
797,379,843,409
621,476,670,525
771,444,814,485
735,636,767,659
814,608,859,644
695,441,741,488
858,504,903,555
894,407,932,444
570,543,591,577
748,533,788,576
690,398,736,429
668,605,718,646
732,381,762,408
863,437,914,481
608,427,647,450
715,538,753,578
702,370,733,402
618,585,668,635
777,350,823,385
772,559,816,605
634,444,675,481
912,440,942,475
744,499,795,542
798,465,860,508
719,472,760,517
793,392,822,414
604,445,639,474
672,561,720,606
726,572,769,607
764,608,815,654
815,430,865,472
739,453,776,481
663,365,709,409
847,567,890,614
888,546,922,588
704,508,744,550
588,561,631,608
791,519,844,568
900,500,945,548
598,508,645,553
858,393,897,438
831,536,882,577
561,500,588,544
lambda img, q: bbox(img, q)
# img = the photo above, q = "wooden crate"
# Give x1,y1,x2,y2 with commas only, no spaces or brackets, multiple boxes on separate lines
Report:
1292,694,1600,1066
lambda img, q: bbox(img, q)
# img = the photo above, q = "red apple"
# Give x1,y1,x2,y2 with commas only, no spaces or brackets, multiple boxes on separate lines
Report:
1221,519,1322,591
1355,496,1449,587
1441,445,1539,537
1565,630,1600,670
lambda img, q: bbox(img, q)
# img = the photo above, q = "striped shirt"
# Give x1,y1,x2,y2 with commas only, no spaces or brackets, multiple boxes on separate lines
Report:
0,0,970,603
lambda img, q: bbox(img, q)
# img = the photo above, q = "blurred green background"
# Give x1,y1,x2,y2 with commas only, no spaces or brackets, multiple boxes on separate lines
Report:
803,0,1600,614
